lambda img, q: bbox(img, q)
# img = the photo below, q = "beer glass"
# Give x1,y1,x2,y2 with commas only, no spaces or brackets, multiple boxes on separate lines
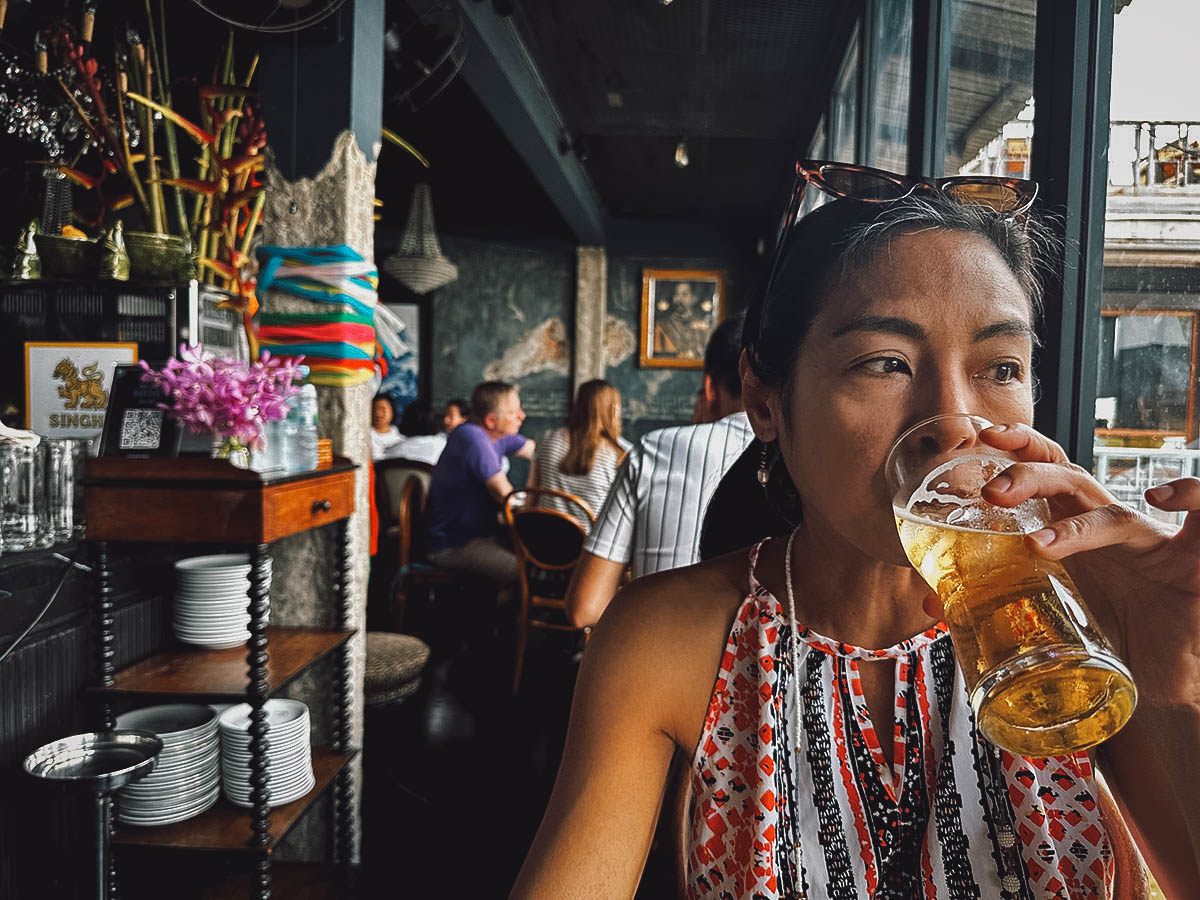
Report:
885,414,1136,756
1,442,45,551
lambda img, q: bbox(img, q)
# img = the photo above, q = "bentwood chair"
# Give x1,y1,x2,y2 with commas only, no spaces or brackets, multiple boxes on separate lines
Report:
390,466,473,633
503,488,595,694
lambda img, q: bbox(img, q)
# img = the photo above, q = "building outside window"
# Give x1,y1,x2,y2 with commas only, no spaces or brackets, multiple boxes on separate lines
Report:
1093,0,1200,528
944,0,1036,176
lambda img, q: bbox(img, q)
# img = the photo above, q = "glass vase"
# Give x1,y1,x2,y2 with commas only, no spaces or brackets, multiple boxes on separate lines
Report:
211,434,251,469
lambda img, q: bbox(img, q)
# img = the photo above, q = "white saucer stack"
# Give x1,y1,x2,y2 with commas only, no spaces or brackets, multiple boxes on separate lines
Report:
173,554,271,649
115,704,221,826
219,699,315,808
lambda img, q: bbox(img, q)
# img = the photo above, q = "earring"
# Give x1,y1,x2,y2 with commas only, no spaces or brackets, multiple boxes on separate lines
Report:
756,442,770,485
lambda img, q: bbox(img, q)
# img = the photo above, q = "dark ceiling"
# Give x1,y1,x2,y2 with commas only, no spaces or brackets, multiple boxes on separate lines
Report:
379,0,858,238
509,0,857,221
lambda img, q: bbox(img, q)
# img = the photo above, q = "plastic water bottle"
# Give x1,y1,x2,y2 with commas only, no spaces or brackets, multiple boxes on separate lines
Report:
278,413,299,473
252,419,283,473
295,384,319,472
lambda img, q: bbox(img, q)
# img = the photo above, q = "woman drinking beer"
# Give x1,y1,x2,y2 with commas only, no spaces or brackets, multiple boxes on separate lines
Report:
512,165,1200,900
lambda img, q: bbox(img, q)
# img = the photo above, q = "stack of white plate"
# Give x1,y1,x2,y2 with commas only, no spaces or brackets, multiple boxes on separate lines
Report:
219,699,315,808
115,704,221,826
173,554,271,649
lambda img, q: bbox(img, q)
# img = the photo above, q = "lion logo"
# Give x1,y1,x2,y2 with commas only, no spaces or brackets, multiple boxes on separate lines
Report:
53,358,109,410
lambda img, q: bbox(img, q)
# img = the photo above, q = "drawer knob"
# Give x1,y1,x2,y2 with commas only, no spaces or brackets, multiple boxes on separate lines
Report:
312,499,333,514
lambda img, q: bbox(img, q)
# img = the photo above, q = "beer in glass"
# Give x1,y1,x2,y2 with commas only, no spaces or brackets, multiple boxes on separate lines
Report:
885,414,1136,756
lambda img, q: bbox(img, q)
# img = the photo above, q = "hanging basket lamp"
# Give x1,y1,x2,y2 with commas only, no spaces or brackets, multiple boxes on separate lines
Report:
382,183,458,294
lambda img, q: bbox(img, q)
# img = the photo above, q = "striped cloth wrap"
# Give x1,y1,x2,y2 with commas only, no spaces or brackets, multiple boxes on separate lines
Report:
256,245,383,386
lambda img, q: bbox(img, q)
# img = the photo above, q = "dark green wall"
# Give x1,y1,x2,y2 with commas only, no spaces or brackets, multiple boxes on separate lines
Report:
376,220,765,477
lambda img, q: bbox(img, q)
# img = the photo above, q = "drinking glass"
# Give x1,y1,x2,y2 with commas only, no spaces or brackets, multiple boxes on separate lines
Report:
70,438,90,539
1,443,45,551
43,439,76,544
885,413,1137,756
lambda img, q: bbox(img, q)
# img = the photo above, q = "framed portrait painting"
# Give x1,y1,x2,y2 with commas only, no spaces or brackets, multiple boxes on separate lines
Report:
639,268,726,368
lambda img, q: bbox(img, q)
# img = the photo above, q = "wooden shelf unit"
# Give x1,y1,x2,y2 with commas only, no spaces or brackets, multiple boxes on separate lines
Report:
114,750,356,853
83,456,359,900
94,627,352,701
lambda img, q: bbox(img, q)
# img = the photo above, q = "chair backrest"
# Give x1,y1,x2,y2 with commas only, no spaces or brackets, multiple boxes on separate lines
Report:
376,458,434,529
397,473,430,568
504,488,592,572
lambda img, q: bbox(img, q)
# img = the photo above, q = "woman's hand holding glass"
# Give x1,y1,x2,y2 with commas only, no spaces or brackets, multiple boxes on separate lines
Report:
975,422,1200,710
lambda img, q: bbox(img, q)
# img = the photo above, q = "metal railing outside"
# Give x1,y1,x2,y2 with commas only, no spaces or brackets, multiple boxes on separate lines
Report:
1092,445,1200,525
1110,120,1200,190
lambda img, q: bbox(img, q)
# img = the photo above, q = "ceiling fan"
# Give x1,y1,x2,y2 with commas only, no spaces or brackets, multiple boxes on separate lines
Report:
385,3,467,112
187,0,349,34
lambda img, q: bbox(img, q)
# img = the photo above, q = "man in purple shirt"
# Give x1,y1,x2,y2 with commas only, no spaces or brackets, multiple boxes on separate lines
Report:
426,381,535,585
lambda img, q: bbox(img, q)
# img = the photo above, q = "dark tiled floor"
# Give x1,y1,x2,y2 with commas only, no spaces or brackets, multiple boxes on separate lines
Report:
358,587,580,898
358,569,680,899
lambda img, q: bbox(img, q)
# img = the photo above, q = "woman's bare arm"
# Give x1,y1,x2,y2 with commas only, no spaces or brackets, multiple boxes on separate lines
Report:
510,588,678,898
512,559,742,898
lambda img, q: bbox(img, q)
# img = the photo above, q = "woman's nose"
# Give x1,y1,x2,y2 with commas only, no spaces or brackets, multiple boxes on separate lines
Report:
921,415,980,456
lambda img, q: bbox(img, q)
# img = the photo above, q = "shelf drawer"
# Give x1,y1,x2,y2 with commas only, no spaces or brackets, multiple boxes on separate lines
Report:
84,457,357,543
264,469,354,540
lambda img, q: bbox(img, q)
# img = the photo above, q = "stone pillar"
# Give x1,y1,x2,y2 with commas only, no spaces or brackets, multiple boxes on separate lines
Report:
573,246,607,392
255,0,384,865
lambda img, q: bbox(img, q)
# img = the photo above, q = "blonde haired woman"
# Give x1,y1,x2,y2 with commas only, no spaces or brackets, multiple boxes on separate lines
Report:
532,380,630,531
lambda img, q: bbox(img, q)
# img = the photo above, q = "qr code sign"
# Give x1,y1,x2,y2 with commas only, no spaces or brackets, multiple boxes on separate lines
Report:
119,409,163,450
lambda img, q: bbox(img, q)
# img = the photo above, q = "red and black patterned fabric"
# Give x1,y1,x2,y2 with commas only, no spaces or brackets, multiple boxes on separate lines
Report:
687,542,1114,900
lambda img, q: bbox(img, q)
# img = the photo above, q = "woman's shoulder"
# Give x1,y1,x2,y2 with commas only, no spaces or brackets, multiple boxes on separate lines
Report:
583,550,754,745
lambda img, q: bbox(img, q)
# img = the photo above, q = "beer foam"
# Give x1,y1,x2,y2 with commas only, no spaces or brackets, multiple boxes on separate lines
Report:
903,453,1048,534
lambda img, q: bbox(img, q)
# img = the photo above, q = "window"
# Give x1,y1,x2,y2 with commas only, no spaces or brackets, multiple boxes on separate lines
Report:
868,0,912,171
808,114,828,161
1095,310,1195,438
945,0,1036,176
1090,0,1200,527
829,28,860,164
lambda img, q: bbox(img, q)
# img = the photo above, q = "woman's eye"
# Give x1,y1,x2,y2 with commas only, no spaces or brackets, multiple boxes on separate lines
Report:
987,362,1023,383
860,357,910,375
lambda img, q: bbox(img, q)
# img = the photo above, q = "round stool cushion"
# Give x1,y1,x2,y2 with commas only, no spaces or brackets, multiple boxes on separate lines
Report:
364,632,431,705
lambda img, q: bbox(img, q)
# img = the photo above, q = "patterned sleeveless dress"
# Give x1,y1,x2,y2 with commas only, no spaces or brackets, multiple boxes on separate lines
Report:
687,540,1114,900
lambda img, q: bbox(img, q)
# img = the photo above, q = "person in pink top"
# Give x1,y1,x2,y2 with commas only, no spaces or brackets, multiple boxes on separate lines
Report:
512,182,1200,899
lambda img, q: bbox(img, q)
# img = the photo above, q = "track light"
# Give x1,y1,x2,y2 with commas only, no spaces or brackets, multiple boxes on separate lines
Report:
674,139,689,168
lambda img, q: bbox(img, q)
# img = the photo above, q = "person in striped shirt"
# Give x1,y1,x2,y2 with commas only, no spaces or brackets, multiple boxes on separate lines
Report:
530,380,632,531
564,316,753,629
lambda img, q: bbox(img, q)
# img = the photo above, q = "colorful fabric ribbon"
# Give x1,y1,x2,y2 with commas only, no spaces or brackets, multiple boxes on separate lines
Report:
256,245,380,386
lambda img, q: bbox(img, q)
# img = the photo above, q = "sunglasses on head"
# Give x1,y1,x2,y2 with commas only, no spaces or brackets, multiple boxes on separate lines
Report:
781,160,1039,231
749,161,1039,356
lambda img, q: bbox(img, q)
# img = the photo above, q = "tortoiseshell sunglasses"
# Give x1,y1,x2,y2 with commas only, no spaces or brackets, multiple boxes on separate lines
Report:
780,159,1039,231
748,161,1039,354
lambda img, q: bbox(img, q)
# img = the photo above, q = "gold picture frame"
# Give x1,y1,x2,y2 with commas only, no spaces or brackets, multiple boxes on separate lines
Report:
639,268,727,369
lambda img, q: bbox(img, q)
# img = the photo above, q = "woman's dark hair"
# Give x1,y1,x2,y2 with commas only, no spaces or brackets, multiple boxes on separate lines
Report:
446,398,470,418
398,399,440,437
743,192,1057,388
739,192,1058,526
703,314,746,400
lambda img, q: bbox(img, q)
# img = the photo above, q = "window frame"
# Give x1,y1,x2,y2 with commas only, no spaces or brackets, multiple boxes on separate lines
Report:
1095,307,1199,443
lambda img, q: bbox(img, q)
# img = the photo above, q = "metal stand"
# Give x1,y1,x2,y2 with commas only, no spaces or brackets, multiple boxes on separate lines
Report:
23,731,161,900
